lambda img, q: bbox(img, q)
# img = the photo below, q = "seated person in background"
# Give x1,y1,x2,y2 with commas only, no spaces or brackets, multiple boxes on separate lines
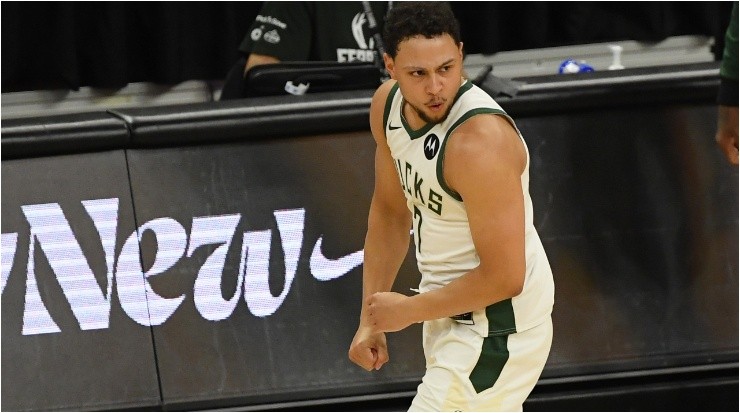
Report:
220,1,391,99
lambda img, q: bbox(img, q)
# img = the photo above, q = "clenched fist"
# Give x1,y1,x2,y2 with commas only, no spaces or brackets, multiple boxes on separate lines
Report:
348,326,388,371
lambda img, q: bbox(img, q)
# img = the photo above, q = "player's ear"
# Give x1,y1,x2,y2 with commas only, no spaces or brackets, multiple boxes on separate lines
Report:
384,53,396,79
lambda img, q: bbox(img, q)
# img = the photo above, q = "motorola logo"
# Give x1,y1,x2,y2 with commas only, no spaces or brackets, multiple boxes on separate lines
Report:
423,134,440,160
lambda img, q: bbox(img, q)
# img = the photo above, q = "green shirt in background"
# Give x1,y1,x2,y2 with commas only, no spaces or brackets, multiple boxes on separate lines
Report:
719,2,738,105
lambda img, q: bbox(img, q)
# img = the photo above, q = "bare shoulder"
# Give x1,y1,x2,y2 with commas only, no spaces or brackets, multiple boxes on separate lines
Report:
444,114,526,196
369,79,398,143
448,114,525,169
371,79,397,107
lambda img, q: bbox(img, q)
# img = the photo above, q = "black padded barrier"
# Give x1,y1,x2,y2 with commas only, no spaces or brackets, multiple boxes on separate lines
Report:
499,61,722,116
1,137,159,409
108,90,375,148
1,62,737,411
1,111,130,160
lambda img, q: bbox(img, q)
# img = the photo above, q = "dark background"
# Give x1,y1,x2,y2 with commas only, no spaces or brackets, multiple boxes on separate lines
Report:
1,1,734,92
2,72,737,411
1,2,737,411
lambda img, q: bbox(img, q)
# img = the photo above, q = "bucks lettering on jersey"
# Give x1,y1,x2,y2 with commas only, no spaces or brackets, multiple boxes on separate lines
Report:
383,79,555,337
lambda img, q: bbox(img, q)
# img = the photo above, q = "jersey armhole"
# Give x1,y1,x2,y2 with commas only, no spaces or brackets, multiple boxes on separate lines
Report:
436,108,507,201
382,83,400,140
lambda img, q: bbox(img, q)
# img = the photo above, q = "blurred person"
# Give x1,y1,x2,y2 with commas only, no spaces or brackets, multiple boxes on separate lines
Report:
347,3,554,411
716,2,738,165
220,1,391,99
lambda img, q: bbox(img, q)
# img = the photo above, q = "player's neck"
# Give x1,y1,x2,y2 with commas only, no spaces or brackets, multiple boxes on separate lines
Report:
401,100,426,130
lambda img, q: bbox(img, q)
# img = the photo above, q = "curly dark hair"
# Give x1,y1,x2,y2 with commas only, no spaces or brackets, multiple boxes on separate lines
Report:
382,2,461,58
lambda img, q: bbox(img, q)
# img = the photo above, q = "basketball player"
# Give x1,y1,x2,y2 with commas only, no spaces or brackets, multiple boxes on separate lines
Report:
348,3,555,411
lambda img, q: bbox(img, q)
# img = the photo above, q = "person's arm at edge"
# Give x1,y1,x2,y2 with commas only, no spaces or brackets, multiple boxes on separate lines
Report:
716,3,739,165
716,104,739,165
241,1,312,75
367,114,527,332
348,79,413,370
244,53,281,75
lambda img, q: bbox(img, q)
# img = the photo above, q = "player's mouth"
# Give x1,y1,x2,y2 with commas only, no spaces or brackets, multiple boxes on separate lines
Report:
427,99,446,112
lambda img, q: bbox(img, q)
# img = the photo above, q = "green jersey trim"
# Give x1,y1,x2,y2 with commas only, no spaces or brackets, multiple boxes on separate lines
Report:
401,80,476,140
401,108,435,140
383,82,400,137
436,107,507,201
486,298,517,336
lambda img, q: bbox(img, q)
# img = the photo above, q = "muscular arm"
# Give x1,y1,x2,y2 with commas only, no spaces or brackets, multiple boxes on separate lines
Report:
364,81,413,301
348,80,412,370
367,114,527,331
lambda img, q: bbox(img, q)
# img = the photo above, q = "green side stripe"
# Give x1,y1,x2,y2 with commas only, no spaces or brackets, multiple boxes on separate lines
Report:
436,108,507,201
468,300,516,393
486,298,517,335
469,334,509,394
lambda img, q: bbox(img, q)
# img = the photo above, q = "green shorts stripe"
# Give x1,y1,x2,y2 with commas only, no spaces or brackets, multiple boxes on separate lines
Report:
468,298,516,393
469,334,510,394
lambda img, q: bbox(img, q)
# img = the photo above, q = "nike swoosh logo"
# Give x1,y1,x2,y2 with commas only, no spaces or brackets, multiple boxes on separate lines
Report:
388,124,402,130
310,237,364,281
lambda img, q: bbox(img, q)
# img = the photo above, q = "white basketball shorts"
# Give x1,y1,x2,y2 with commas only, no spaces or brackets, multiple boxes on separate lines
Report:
408,316,553,412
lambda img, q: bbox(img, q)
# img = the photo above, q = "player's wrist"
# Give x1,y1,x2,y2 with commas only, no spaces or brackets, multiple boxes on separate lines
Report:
401,293,425,325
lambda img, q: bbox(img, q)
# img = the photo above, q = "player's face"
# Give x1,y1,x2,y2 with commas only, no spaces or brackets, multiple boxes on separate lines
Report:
385,34,464,125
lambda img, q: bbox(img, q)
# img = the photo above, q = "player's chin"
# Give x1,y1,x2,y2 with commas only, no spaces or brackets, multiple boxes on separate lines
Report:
424,111,448,124
425,104,450,122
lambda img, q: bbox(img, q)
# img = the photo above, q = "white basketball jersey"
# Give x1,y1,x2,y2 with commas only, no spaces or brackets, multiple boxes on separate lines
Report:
384,79,554,336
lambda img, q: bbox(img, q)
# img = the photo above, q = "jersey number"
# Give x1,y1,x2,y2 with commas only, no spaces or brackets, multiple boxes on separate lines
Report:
413,205,422,253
